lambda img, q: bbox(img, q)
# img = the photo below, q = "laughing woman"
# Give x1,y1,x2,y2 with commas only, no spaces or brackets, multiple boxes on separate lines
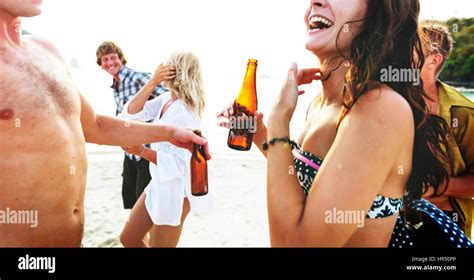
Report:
218,0,472,247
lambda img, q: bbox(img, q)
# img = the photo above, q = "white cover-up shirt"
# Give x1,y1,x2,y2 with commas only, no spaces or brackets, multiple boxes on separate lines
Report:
120,92,213,226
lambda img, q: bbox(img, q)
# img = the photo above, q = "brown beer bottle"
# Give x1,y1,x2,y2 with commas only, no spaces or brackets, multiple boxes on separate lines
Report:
227,59,258,151
191,130,208,196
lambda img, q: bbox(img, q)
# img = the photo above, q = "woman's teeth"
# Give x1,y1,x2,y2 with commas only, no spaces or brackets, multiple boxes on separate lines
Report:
309,16,334,31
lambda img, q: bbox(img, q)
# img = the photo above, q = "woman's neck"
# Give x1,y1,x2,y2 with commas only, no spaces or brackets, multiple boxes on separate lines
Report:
318,56,348,106
170,90,178,101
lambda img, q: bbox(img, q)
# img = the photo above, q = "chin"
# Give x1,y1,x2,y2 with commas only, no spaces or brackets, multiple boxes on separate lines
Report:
18,6,42,17
305,41,330,58
23,10,42,17
21,0,43,17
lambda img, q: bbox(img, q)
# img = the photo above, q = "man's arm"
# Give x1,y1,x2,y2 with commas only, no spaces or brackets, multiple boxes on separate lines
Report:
445,175,474,198
80,94,210,157
81,93,171,146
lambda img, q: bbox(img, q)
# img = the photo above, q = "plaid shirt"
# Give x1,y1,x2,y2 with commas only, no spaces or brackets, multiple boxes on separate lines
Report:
111,65,168,115
111,65,168,160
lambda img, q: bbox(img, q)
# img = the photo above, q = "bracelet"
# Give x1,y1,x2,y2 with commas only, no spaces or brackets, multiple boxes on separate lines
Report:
262,137,298,151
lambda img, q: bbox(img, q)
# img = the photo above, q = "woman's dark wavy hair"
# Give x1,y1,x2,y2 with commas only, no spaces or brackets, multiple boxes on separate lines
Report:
334,0,450,200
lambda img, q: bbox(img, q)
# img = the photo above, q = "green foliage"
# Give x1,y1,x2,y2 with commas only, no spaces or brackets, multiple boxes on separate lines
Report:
439,18,474,82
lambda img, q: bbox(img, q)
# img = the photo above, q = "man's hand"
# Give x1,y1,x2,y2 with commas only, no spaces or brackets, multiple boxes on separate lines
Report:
121,145,145,156
170,127,211,160
151,64,176,85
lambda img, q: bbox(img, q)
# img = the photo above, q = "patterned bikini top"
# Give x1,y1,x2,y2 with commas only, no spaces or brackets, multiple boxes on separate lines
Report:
292,147,403,219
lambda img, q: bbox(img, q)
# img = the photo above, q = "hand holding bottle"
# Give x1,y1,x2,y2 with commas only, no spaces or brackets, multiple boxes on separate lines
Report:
217,104,266,147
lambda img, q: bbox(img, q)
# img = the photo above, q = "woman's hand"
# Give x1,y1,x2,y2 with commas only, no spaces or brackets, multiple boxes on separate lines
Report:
297,67,321,91
151,64,176,85
126,64,175,115
216,103,266,141
121,145,146,156
216,103,268,156
269,64,321,125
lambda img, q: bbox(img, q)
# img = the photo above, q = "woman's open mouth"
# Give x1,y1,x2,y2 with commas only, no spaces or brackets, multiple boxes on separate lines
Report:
308,15,334,33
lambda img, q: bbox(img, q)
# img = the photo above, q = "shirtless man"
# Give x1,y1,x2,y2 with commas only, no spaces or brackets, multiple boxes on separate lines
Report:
0,0,209,247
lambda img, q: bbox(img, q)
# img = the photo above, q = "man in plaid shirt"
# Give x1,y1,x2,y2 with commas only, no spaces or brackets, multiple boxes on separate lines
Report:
96,41,168,209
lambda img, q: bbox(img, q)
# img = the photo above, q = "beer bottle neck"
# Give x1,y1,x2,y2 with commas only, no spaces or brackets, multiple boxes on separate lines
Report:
242,62,257,89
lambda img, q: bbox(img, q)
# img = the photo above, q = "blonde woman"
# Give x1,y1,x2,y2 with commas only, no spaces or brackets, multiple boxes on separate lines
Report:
119,52,213,247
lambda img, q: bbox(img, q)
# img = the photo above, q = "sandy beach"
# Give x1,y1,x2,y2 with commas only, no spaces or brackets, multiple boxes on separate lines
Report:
83,151,269,248
83,150,474,247
80,83,474,247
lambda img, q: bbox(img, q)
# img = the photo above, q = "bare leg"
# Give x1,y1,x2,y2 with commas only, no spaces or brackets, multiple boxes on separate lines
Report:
120,193,153,247
149,198,191,248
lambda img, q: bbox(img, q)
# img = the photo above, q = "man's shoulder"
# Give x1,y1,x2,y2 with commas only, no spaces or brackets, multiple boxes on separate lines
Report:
451,105,474,123
439,81,474,109
123,66,150,78
24,35,66,64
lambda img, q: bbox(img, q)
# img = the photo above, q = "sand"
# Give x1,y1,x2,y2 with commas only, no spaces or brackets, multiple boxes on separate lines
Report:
82,152,269,247
82,150,474,247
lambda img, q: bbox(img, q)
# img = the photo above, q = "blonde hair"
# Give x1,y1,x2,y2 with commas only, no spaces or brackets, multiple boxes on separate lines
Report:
165,52,205,118
419,22,454,74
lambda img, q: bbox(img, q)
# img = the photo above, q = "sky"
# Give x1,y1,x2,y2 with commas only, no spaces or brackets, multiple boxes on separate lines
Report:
22,0,474,77
22,0,310,77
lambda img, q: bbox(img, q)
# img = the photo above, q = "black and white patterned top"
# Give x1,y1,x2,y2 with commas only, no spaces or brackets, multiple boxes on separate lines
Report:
292,148,403,219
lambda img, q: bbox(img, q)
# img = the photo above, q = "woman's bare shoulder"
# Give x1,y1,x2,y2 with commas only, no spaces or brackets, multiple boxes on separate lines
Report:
347,85,415,136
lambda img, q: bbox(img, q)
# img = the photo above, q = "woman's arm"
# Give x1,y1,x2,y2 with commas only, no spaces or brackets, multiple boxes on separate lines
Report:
266,64,412,247
252,114,268,157
140,147,157,165
127,64,175,114
121,145,156,164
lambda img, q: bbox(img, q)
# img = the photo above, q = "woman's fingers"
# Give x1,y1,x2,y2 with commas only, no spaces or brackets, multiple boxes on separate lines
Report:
286,63,299,87
216,102,234,118
161,70,175,76
217,119,230,128
158,66,175,76
297,68,321,86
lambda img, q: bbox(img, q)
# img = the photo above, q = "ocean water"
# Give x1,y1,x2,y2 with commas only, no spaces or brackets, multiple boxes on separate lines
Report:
461,91,474,101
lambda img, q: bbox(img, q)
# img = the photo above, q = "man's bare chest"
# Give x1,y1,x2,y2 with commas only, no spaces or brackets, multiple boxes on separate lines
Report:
0,44,80,121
